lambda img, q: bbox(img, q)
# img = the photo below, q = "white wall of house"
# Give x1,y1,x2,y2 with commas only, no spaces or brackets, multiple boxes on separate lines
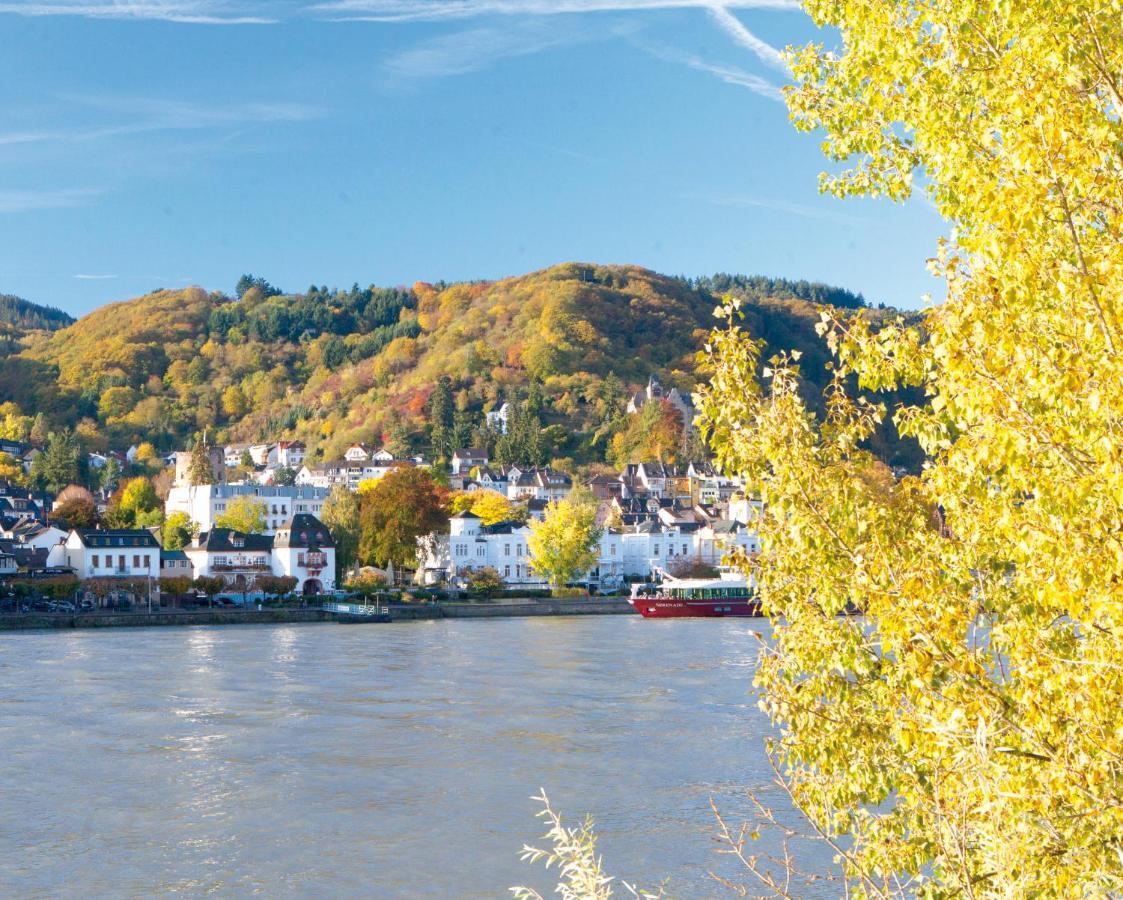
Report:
165,485,329,534
434,514,760,587
273,545,336,594
276,443,305,467
56,532,160,580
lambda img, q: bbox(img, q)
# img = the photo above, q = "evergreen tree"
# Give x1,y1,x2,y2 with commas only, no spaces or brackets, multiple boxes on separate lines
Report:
188,439,215,486
32,430,82,492
427,375,454,461
99,456,122,494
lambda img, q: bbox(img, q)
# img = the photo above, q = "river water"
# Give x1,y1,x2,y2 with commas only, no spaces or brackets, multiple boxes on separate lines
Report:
0,617,826,898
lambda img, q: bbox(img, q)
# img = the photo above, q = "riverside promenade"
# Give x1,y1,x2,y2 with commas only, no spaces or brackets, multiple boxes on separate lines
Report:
0,598,634,631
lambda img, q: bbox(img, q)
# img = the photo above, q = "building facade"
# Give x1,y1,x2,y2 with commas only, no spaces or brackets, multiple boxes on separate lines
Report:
165,484,330,535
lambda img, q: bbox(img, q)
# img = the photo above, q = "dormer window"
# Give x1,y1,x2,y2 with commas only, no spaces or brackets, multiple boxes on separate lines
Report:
232,536,244,548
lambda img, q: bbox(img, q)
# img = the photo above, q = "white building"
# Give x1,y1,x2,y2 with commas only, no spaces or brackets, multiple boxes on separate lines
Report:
165,484,329,535
506,468,572,502
273,515,336,595
344,443,373,462
296,458,425,491
50,529,161,580
429,510,760,588
185,514,336,597
276,440,306,468
450,448,488,476
486,402,510,434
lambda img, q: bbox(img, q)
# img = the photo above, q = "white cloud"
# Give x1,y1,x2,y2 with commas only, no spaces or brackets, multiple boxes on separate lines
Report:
74,273,118,279
683,190,865,224
0,187,102,213
314,0,800,22
0,1,274,23
0,97,322,148
634,38,783,101
385,20,595,78
704,4,785,71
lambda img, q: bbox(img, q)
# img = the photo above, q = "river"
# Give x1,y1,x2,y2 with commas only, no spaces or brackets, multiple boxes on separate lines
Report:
0,617,828,898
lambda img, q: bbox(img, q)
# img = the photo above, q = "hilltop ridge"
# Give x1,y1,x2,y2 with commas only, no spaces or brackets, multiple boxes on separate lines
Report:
0,263,919,471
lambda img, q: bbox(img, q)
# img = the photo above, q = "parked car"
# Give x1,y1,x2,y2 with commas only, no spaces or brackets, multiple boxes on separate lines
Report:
49,601,77,613
79,599,96,612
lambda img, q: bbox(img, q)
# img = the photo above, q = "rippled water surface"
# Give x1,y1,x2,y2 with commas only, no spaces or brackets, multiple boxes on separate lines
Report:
0,617,823,898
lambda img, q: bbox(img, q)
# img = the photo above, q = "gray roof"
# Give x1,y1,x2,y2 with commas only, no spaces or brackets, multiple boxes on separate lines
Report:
195,529,274,552
274,514,334,549
76,529,160,549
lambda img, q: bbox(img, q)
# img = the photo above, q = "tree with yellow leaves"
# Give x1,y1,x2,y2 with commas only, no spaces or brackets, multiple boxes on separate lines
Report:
448,489,525,526
527,491,602,593
696,1,1123,894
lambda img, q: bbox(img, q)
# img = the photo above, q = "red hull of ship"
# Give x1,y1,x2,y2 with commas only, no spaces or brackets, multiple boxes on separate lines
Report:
628,596,762,618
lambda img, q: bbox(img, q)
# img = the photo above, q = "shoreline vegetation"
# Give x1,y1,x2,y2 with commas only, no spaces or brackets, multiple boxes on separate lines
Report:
0,597,635,631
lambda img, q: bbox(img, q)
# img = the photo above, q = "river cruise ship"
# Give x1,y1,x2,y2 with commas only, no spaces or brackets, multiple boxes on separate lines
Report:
628,571,760,618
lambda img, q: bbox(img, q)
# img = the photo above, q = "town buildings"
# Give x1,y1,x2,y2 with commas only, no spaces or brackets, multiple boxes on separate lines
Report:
184,514,336,596
626,374,696,433
422,504,760,589
49,529,162,581
164,483,329,534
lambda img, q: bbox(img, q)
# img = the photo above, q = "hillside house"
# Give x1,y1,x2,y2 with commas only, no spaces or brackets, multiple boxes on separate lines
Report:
451,448,488,476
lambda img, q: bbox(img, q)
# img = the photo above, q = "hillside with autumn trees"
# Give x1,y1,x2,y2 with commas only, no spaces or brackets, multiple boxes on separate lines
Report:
0,263,921,473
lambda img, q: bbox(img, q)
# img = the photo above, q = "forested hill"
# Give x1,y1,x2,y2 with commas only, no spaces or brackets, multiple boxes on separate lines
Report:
0,295,74,333
0,263,921,471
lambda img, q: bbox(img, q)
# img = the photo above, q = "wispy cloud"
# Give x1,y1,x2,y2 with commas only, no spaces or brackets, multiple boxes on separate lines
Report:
315,0,800,22
0,97,322,148
0,187,102,213
385,20,597,78
683,190,865,224
704,4,785,72
73,273,118,279
635,38,783,101
0,1,275,23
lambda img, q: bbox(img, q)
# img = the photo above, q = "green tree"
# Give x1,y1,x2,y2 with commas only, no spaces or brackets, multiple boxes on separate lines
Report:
320,484,360,580
31,430,83,492
214,495,266,534
187,439,215,486
161,511,195,550
99,456,122,493
106,477,160,529
273,465,296,486
527,491,602,591
358,468,448,568
427,375,454,461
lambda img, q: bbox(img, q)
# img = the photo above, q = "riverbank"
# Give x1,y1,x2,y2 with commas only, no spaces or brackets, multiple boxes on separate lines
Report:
0,598,634,631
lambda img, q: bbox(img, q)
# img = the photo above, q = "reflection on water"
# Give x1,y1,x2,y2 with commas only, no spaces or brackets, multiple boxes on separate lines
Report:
0,618,831,898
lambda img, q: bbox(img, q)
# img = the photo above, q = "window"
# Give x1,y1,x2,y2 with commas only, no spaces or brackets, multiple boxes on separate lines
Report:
610,545,616,556
504,565,510,577
92,554,99,568
504,544,510,556
143,555,150,568
653,545,660,556
477,547,485,557
118,554,125,570
298,553,306,566
683,544,688,556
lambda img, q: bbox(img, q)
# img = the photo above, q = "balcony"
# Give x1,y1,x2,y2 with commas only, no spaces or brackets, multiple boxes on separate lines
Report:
212,562,272,572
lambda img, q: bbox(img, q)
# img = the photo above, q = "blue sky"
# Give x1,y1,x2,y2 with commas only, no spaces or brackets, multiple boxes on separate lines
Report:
0,0,945,317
